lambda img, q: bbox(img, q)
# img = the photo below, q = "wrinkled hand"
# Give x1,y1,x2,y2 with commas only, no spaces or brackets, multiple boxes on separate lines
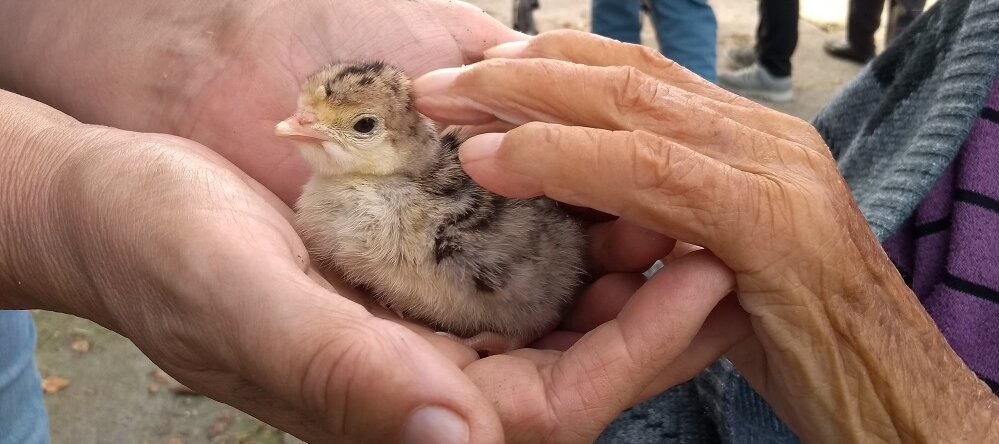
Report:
0,0,523,203
413,30,993,442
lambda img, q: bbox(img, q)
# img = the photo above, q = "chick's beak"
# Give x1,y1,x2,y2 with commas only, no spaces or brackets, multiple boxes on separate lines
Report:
275,112,330,142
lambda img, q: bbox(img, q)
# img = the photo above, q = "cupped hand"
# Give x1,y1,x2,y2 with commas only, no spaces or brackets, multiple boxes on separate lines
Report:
42,123,505,444
412,30,968,441
452,218,749,443
0,0,523,204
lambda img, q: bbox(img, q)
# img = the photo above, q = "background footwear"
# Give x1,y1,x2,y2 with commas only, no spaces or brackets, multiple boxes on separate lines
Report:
822,39,874,64
725,46,757,70
512,0,539,35
718,63,793,102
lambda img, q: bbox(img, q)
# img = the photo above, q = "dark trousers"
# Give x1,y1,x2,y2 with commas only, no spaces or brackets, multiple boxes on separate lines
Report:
755,0,799,78
848,0,926,53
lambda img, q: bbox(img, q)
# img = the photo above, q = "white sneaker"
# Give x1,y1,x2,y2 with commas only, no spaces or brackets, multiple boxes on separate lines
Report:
718,63,793,102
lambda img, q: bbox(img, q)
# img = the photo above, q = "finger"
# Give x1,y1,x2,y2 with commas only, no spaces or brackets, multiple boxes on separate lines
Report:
414,59,783,168
634,295,752,403
539,251,736,435
587,219,676,274
560,273,644,333
483,30,825,148
485,31,721,98
413,58,713,131
209,261,503,444
458,125,753,253
425,0,528,64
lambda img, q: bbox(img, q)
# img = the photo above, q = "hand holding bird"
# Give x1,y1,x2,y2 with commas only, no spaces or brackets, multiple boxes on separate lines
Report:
0,2,750,442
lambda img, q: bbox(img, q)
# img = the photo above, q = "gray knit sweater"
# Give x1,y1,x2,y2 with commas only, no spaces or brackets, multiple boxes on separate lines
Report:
599,0,999,442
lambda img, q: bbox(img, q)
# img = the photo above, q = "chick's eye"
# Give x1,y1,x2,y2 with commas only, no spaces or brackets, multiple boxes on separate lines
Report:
353,117,377,134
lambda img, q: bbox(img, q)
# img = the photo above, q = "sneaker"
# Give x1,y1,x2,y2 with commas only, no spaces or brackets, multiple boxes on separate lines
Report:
718,63,793,102
822,39,874,64
725,46,757,70
512,0,539,35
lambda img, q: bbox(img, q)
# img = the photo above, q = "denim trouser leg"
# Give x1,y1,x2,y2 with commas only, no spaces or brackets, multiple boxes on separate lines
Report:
592,0,717,82
647,0,718,82
0,311,51,444
591,0,643,44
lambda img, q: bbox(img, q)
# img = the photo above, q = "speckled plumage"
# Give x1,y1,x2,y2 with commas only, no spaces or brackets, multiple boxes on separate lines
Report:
279,62,586,346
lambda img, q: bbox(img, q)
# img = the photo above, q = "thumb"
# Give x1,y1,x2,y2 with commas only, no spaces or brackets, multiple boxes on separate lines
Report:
208,264,505,444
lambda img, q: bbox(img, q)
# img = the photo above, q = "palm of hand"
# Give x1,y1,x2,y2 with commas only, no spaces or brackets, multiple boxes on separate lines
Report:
169,0,519,204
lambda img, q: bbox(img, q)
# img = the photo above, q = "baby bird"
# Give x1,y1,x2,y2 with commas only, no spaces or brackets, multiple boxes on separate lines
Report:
275,62,586,353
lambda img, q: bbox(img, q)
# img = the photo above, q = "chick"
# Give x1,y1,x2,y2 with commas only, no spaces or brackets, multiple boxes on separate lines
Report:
275,62,586,353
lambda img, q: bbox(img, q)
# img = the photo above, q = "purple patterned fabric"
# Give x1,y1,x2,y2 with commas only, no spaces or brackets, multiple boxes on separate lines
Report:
882,74,999,392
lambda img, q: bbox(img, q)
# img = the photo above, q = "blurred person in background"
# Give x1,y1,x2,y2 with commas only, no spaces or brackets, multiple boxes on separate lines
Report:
717,0,797,102
824,0,926,62
591,0,718,82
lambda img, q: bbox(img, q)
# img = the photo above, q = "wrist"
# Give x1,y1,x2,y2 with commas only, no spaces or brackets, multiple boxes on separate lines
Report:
836,250,997,441
0,90,100,314
743,228,997,441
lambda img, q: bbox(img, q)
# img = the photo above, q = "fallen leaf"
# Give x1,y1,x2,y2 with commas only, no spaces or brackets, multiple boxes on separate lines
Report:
42,376,70,394
70,339,90,353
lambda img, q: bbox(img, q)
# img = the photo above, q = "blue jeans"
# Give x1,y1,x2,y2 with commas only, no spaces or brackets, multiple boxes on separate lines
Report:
0,311,50,444
591,0,718,82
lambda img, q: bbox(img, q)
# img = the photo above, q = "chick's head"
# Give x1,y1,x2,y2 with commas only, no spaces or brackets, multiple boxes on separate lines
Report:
276,62,434,177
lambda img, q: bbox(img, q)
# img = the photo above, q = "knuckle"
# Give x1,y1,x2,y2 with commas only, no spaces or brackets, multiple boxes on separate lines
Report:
608,66,663,113
632,133,699,196
634,43,676,69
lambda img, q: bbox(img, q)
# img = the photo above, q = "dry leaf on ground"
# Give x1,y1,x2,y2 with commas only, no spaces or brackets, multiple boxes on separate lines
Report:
42,376,70,394
70,339,90,353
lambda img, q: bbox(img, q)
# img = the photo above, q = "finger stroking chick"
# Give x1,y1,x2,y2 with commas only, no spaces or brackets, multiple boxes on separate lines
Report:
276,62,585,353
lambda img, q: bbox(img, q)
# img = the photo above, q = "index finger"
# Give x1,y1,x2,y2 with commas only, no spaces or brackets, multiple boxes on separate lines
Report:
413,58,791,170
457,123,753,254
416,31,825,150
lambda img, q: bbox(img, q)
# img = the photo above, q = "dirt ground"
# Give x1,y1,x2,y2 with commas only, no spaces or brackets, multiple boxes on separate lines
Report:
32,1,869,442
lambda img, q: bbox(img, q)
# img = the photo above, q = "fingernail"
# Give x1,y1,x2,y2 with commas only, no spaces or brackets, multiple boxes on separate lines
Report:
459,133,505,164
484,40,529,59
402,405,469,444
413,67,465,97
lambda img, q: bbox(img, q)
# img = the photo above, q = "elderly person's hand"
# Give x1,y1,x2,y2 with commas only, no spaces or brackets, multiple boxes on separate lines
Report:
0,0,522,204
413,30,999,442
